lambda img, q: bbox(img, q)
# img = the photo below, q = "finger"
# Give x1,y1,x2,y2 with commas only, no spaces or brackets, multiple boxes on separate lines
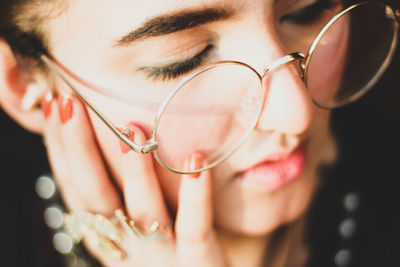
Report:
176,154,213,237
57,93,121,215
42,95,82,210
43,93,124,264
175,154,226,266
119,123,171,232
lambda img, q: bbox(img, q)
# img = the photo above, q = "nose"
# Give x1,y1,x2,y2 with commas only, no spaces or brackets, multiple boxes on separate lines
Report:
255,54,314,135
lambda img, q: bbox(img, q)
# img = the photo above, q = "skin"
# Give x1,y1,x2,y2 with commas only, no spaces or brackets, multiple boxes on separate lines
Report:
0,0,345,266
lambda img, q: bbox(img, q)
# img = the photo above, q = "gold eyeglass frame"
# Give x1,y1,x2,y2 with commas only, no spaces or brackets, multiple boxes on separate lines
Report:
39,1,400,174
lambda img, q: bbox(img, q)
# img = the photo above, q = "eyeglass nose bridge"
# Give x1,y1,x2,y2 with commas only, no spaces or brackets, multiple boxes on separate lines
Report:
261,52,306,78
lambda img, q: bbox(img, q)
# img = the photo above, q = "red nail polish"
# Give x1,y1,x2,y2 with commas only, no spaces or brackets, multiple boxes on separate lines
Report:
41,92,53,120
119,128,135,154
188,153,203,179
58,93,73,124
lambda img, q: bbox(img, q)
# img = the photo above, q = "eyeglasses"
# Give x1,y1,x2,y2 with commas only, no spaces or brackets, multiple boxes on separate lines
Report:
39,1,399,174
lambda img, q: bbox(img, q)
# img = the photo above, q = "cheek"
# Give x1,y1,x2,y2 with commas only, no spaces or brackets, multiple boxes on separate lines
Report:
154,113,238,171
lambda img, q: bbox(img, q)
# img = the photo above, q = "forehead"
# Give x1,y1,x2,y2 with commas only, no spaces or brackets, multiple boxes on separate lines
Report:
49,1,224,36
47,0,271,48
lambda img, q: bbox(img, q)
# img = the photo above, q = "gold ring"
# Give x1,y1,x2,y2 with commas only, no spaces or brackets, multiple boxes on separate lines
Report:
63,211,125,260
114,209,172,241
63,210,171,260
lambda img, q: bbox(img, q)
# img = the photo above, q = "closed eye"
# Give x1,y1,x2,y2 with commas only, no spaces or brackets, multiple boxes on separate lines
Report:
139,44,214,82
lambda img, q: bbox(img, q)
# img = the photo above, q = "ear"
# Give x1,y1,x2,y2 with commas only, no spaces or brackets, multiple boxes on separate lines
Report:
0,38,46,134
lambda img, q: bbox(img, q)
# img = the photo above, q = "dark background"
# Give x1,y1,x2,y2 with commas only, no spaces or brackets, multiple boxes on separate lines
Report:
0,2,399,266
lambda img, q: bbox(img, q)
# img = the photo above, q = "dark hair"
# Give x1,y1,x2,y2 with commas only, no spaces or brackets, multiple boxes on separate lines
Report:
0,0,66,69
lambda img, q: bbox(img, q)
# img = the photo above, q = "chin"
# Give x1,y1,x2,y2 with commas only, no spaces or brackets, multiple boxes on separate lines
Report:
215,205,311,237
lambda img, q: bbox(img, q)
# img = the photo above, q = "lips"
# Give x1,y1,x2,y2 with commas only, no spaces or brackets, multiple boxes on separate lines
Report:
236,142,307,190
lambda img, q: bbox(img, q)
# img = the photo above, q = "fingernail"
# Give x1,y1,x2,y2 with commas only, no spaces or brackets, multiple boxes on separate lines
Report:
119,127,135,154
186,153,203,179
41,92,53,119
58,93,73,124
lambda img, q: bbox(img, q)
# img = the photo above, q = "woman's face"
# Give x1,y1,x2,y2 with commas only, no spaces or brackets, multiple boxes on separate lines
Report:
44,0,343,235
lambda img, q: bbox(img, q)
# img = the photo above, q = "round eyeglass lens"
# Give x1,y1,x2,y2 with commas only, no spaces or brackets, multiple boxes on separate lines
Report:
153,63,264,173
306,2,398,108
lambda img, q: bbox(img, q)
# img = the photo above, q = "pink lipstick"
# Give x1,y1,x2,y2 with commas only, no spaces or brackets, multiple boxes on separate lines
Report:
236,143,306,190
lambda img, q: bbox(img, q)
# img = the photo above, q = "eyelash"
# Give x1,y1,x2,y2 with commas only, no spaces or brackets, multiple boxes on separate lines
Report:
280,0,339,24
143,44,214,82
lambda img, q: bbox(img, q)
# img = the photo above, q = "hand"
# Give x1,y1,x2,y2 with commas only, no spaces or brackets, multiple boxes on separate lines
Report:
42,93,227,267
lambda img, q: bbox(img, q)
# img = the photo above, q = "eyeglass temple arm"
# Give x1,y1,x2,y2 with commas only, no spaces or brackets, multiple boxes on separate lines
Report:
39,54,158,154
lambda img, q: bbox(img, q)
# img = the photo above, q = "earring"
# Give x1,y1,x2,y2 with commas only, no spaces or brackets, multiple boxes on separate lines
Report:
21,83,43,111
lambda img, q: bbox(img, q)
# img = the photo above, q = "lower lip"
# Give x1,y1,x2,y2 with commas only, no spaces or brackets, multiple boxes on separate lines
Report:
236,144,307,190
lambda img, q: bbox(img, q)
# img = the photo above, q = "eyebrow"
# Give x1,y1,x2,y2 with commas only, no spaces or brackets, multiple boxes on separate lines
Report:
115,7,236,46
